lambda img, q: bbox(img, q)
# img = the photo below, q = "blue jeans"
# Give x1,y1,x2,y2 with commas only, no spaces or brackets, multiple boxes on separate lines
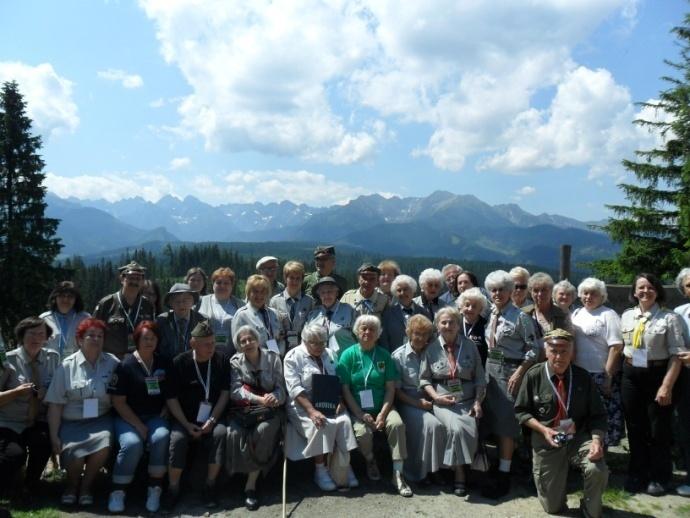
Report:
112,415,170,485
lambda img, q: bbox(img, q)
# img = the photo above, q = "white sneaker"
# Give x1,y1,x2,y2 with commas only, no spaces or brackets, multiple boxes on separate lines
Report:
677,484,690,497
347,466,359,488
314,467,337,491
146,486,162,512
107,490,125,513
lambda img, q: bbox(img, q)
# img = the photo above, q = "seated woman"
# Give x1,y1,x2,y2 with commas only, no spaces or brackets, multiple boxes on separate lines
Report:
231,274,284,356
41,281,91,359
199,267,244,350
420,307,486,496
283,323,358,491
107,321,172,513
0,318,59,497
337,315,413,497
304,276,357,357
457,287,489,366
45,318,119,506
163,321,229,510
391,314,446,484
380,274,428,352
227,325,285,511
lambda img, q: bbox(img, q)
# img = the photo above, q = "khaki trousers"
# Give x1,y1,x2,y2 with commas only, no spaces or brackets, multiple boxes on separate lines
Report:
353,409,407,461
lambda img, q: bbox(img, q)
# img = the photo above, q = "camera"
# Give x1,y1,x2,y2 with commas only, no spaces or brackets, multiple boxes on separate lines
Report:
553,432,568,446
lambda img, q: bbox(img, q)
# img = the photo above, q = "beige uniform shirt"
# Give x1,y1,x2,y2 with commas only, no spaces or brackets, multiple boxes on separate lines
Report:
621,304,686,361
340,289,389,318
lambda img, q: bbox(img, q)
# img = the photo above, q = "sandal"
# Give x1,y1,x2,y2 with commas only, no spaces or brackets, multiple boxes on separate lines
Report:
392,471,413,498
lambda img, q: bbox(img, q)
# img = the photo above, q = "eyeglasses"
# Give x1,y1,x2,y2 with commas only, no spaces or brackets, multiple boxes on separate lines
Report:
514,284,528,290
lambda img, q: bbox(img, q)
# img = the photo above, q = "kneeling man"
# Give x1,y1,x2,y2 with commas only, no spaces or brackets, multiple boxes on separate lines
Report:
515,329,608,517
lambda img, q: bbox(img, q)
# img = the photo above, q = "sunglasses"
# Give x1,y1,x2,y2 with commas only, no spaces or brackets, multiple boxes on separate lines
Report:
514,284,528,290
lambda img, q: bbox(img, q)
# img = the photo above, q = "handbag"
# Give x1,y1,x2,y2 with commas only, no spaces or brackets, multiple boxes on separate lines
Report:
471,442,490,472
231,404,276,428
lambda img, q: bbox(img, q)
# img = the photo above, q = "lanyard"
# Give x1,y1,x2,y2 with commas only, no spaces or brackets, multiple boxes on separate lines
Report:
54,311,76,357
358,345,377,389
133,350,153,377
85,356,102,397
257,307,274,339
446,339,463,379
172,314,190,349
544,363,572,417
192,350,212,401
462,318,478,338
117,292,142,333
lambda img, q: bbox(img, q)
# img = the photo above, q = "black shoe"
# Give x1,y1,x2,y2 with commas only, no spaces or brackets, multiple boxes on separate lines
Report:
624,477,645,493
245,489,259,511
161,487,180,512
203,482,218,508
453,482,467,497
481,471,510,499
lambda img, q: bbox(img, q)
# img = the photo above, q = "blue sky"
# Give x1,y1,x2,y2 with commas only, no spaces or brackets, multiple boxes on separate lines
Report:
0,0,686,219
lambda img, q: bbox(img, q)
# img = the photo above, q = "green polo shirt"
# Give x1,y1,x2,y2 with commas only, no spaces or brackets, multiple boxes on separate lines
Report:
337,344,399,414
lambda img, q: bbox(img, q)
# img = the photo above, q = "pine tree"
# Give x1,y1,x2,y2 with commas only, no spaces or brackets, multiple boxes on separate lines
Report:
0,81,61,344
596,15,690,283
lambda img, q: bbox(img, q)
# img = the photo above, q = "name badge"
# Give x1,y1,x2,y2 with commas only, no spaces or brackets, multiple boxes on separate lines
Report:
215,335,227,345
145,377,161,396
632,348,648,368
488,349,504,362
447,379,463,394
196,401,212,423
359,389,374,409
266,339,280,354
287,333,299,348
83,398,98,419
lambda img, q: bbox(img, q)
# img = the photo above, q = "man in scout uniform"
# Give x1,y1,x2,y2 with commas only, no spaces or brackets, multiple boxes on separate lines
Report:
93,261,155,359
340,263,389,318
515,328,609,518
303,246,348,301
256,256,284,295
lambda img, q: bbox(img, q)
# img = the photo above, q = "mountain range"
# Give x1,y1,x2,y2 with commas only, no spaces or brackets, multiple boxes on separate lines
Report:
45,191,616,268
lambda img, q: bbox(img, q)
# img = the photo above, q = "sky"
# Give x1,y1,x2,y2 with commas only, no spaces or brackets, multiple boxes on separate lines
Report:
0,0,686,219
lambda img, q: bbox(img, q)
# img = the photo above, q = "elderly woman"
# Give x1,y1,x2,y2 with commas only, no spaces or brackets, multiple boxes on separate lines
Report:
0,318,59,495
571,278,624,448
440,264,463,305
380,274,429,352
163,322,229,510
305,277,357,357
391,315,445,484
674,268,690,497
270,261,315,350
156,283,207,360
524,272,573,342
337,315,412,497
553,280,577,313
482,270,540,499
420,307,486,496
231,274,284,356
284,323,358,491
227,325,285,511
377,260,401,299
45,318,119,506
414,268,448,321
107,321,172,513
40,281,90,359
457,287,489,366
509,266,531,309
620,273,686,495
199,267,244,349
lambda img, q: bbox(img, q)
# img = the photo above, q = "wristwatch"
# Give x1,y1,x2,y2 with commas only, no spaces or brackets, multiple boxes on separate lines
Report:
208,416,217,424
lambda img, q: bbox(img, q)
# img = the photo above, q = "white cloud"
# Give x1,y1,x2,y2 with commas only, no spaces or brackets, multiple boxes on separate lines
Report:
149,97,165,108
193,169,372,206
0,61,79,138
517,186,536,196
45,171,173,203
97,68,144,89
169,157,190,170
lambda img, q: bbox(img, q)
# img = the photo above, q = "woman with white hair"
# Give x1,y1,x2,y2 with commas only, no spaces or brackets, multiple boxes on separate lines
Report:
421,307,486,497
283,323,358,491
481,270,539,499
553,279,577,313
457,288,489,365
523,272,573,341
380,275,428,352
414,268,448,321
674,268,690,496
337,315,412,497
509,266,531,309
571,277,624,447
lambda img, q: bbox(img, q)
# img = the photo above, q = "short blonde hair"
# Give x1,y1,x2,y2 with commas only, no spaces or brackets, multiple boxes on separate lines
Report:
378,260,401,276
283,260,305,280
245,274,271,298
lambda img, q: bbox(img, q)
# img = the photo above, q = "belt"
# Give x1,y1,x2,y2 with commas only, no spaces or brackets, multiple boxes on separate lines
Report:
488,357,523,365
624,357,668,368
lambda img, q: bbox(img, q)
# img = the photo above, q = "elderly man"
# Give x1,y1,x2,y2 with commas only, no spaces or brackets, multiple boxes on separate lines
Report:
515,329,608,518
163,321,230,511
156,284,208,361
341,264,389,318
303,246,348,301
93,261,155,359
439,264,462,305
256,256,284,295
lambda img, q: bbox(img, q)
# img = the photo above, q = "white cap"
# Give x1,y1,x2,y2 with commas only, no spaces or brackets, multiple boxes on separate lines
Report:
256,256,279,270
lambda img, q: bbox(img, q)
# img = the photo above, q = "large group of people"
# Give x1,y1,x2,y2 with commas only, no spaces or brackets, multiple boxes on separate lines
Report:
1,245,690,517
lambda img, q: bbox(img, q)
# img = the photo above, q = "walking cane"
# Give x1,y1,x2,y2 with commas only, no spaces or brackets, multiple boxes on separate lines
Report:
282,452,287,518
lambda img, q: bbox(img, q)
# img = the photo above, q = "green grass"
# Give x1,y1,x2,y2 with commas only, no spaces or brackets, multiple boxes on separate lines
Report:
601,486,633,511
676,503,690,517
9,509,61,518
